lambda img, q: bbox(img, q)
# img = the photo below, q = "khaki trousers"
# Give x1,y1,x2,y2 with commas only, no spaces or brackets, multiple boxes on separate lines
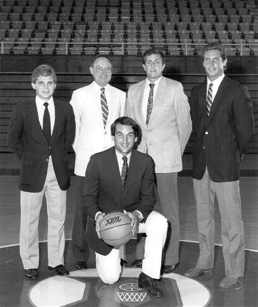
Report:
20,158,67,269
193,168,245,278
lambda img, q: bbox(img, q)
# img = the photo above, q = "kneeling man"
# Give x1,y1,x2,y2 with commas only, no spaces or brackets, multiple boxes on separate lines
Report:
83,116,167,298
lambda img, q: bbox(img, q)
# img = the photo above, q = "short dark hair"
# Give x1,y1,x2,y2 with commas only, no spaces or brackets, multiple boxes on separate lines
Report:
142,48,165,65
202,42,227,62
31,64,57,84
89,55,112,68
111,116,140,137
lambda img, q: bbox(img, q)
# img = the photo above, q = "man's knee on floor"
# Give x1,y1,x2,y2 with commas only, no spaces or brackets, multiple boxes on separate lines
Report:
100,272,120,285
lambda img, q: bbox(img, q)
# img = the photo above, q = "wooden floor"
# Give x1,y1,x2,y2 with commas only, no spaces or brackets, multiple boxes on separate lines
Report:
0,172,257,306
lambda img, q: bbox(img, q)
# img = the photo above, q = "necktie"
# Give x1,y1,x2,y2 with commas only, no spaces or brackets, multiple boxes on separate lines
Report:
43,102,51,144
146,83,155,125
100,88,109,128
206,83,213,116
121,155,128,187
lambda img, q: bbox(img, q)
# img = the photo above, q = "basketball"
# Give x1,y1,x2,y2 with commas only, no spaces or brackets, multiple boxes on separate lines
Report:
99,212,133,247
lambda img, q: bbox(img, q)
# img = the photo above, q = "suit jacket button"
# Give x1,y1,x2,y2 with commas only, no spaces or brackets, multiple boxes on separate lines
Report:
46,158,49,162
203,146,205,149
205,131,208,135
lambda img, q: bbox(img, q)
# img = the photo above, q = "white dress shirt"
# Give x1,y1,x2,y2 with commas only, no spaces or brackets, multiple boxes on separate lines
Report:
207,74,225,101
115,150,131,173
35,96,55,134
95,150,143,221
141,77,161,122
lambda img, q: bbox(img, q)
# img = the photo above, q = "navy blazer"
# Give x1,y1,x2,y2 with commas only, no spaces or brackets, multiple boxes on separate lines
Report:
8,98,75,192
190,76,255,182
84,147,156,255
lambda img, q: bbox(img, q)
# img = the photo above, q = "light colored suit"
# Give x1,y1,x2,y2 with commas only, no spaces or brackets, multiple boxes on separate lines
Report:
70,81,126,262
126,75,192,266
71,81,126,176
126,76,192,173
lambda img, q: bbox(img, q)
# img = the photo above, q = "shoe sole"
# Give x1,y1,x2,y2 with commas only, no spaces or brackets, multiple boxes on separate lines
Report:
25,274,39,280
219,282,244,290
48,272,70,277
138,283,164,298
75,266,87,270
185,269,213,278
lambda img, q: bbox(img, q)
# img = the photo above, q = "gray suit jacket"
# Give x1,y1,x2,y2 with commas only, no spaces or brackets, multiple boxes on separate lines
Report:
126,76,192,173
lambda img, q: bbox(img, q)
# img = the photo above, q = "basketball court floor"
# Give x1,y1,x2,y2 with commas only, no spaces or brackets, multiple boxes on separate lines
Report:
0,173,257,307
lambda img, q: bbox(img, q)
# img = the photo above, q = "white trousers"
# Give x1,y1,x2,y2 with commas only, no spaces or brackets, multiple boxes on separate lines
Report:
20,158,67,269
95,211,168,284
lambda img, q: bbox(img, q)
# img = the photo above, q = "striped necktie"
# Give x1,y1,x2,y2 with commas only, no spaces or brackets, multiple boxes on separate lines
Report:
43,102,51,144
146,83,155,125
100,88,109,128
121,155,128,187
206,83,213,116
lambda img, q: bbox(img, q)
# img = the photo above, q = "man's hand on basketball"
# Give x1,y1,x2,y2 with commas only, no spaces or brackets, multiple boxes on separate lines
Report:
124,210,140,237
95,212,106,238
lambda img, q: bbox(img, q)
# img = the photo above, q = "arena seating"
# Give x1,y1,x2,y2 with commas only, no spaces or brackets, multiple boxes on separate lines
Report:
0,55,257,156
0,0,257,56
0,0,257,158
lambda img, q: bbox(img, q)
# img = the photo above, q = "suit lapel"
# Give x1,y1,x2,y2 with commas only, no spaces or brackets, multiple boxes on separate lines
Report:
123,150,138,193
149,76,167,125
199,82,208,120
206,77,229,126
134,80,147,127
107,148,125,193
51,99,59,143
28,101,47,142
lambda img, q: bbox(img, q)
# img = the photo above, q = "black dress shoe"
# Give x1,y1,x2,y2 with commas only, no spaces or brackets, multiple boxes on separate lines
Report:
25,269,39,280
138,272,163,298
161,263,179,274
48,265,69,276
132,259,143,268
75,261,87,270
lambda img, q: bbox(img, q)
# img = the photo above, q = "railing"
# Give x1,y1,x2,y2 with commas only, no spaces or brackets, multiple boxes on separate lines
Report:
1,41,258,56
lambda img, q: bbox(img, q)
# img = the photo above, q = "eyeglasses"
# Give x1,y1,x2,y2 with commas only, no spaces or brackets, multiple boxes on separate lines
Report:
203,57,221,65
94,66,112,74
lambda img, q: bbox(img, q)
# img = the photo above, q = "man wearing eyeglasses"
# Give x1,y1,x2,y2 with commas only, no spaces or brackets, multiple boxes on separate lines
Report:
184,42,255,289
70,56,126,270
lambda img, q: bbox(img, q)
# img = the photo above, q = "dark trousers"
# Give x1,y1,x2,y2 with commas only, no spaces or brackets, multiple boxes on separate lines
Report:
72,175,89,262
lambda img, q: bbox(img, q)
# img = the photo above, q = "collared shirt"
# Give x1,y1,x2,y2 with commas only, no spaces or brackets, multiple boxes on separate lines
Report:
115,150,143,221
207,74,225,101
36,96,55,134
93,81,110,107
142,77,161,122
93,82,111,131
95,150,143,221
115,150,131,173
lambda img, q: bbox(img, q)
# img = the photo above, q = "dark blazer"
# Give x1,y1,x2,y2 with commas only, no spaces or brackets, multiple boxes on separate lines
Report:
84,147,156,255
8,99,75,192
190,76,255,182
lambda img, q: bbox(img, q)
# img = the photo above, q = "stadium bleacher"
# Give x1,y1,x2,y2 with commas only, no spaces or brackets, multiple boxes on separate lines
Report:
0,0,257,159
0,0,257,56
